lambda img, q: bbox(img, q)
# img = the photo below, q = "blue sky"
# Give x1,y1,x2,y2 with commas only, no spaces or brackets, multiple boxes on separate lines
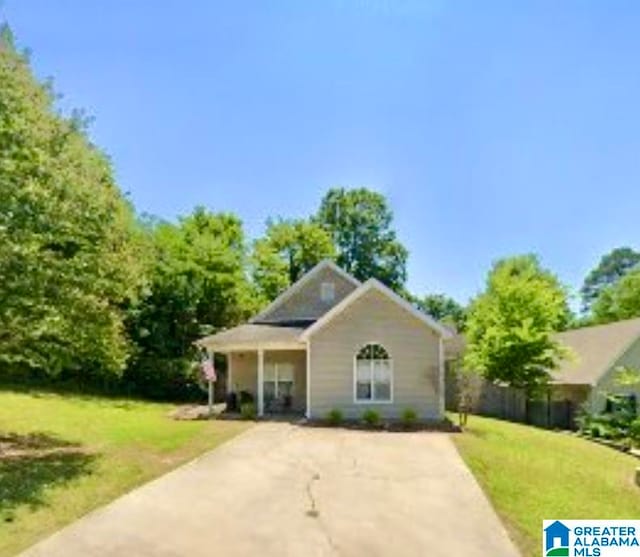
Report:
3,1,639,308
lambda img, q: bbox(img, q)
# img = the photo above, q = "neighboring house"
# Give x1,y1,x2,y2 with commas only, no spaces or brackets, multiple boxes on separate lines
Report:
197,260,452,420
445,317,640,427
553,317,640,412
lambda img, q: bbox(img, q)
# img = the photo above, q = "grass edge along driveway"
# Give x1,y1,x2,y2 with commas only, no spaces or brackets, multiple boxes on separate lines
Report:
450,414,640,557
0,390,251,557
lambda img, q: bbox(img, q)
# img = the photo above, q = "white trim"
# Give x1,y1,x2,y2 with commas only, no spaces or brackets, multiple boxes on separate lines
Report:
257,348,264,417
208,351,215,414
227,353,233,395
305,339,311,419
352,342,394,404
200,342,306,353
249,259,360,323
301,278,453,340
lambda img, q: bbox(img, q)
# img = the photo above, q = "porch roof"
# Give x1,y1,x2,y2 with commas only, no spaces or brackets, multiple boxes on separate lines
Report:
196,323,307,352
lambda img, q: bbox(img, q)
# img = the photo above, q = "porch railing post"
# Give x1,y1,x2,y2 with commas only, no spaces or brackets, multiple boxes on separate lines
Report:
257,348,264,417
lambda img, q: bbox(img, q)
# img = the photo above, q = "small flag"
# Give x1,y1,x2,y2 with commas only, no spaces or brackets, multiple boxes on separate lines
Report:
201,358,217,382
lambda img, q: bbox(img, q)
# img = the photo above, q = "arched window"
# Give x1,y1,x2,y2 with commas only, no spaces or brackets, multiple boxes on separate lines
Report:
354,343,393,403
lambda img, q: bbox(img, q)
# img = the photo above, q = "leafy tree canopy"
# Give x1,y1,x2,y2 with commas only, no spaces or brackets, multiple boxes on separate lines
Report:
464,255,571,395
580,247,640,313
251,218,335,301
591,267,640,324
315,187,408,292
124,207,255,399
413,293,466,331
0,27,145,376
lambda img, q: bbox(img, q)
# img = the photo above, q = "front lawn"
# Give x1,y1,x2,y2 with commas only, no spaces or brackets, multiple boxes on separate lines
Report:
451,415,640,557
0,389,250,556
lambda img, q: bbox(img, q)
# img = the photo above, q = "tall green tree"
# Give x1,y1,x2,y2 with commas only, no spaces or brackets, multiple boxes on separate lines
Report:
315,187,408,291
464,255,571,397
413,293,466,331
251,218,335,301
580,247,640,313
592,267,640,324
124,207,254,399
0,26,144,376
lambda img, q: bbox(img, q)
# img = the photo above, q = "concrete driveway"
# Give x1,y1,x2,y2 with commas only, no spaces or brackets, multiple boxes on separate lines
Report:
23,423,519,557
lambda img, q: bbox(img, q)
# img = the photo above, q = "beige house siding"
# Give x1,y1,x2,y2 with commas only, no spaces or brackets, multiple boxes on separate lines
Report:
588,337,640,412
308,288,442,420
260,266,357,322
229,350,307,413
229,352,257,394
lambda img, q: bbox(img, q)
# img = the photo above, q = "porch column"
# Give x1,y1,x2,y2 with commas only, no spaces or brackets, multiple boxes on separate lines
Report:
208,351,215,416
257,347,264,417
438,337,445,418
227,353,233,395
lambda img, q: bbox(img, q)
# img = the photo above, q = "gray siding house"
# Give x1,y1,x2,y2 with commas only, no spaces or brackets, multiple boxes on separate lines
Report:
445,317,640,427
197,260,451,420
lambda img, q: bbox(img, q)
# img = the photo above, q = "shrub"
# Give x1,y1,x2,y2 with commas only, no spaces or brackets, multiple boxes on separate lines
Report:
575,407,593,434
401,407,418,427
240,402,256,420
239,390,254,405
326,408,344,426
361,409,381,427
629,418,640,446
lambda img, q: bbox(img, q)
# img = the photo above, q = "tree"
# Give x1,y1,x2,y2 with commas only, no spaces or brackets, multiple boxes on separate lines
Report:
124,207,254,399
580,247,640,313
592,267,640,324
251,218,335,301
0,27,145,376
315,187,408,291
464,255,571,397
413,293,466,331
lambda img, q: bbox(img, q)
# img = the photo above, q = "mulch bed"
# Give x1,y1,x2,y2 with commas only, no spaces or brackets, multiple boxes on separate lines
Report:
575,433,640,460
302,418,462,433
171,406,463,433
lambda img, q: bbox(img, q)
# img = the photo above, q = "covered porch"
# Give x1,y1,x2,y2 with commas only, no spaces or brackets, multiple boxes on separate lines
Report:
197,324,309,417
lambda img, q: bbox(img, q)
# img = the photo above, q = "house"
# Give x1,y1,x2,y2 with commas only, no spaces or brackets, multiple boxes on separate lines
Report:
445,317,640,427
197,260,452,420
553,317,640,411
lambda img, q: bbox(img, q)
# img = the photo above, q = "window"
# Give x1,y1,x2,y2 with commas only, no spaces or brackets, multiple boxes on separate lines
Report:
264,362,294,405
320,281,335,303
354,343,392,403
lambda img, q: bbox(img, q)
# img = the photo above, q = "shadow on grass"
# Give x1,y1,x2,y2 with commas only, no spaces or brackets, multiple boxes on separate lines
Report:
0,432,96,522
0,432,80,451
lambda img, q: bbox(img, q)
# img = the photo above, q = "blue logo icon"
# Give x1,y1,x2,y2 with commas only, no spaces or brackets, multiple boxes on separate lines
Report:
545,521,570,557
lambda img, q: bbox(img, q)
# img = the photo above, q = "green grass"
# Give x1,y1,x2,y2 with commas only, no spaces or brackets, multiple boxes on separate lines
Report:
450,414,640,557
0,389,250,556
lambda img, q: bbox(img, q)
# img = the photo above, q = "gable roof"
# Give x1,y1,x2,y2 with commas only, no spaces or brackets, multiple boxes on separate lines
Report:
249,259,361,324
301,278,453,340
553,317,640,385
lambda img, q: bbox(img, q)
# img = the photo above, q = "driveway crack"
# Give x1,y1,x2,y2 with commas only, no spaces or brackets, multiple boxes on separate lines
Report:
305,472,320,518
